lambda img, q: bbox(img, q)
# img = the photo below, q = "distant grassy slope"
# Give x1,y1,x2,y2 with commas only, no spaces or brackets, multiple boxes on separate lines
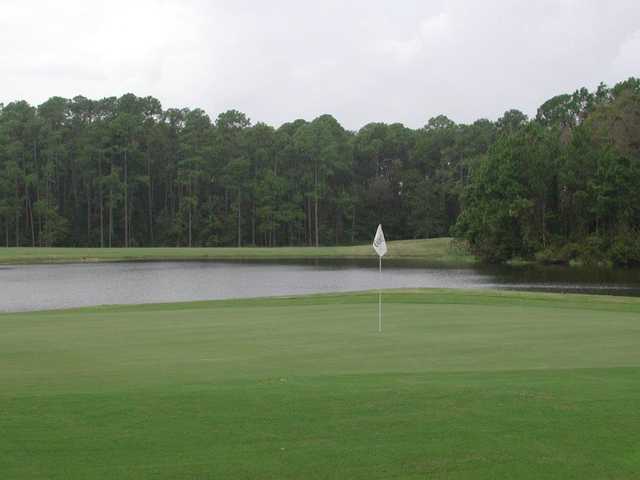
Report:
0,237,475,265
1,289,640,479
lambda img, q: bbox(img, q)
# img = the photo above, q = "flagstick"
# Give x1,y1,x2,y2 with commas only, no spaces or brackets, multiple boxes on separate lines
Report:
372,224,386,333
378,255,382,333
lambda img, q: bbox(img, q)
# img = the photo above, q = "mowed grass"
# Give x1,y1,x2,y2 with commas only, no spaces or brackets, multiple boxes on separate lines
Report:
2,289,640,479
0,237,474,265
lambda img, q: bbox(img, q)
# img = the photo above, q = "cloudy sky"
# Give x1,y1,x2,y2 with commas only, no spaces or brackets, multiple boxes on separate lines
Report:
1,0,638,129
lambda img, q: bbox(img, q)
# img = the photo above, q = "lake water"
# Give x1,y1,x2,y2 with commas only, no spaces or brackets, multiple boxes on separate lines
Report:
1,259,640,313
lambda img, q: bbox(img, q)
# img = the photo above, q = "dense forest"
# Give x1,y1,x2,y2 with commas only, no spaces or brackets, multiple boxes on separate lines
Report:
456,77,640,265
0,77,638,264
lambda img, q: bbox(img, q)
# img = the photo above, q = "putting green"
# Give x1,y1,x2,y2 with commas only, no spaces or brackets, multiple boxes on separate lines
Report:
1,290,639,478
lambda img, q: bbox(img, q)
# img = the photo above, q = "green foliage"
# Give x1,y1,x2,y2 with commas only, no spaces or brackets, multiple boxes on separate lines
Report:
454,124,560,262
456,77,640,265
609,232,640,266
0,77,638,258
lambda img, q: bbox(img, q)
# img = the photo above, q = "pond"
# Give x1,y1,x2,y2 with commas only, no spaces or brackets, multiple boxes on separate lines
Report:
1,259,640,312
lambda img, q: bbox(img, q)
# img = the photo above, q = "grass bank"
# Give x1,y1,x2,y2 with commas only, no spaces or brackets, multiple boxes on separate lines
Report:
0,237,474,265
2,289,639,479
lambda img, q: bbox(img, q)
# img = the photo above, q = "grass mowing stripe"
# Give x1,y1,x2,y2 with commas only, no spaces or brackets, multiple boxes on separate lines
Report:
2,369,639,479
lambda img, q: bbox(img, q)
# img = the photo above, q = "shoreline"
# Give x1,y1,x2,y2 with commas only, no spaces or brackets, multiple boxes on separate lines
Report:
5,287,640,317
0,238,477,266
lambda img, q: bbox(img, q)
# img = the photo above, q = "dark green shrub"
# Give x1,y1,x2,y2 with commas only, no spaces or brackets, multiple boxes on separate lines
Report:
608,232,640,266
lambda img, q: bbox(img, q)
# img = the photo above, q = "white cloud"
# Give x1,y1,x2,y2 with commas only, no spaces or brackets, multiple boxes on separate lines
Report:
0,0,638,129
612,29,640,80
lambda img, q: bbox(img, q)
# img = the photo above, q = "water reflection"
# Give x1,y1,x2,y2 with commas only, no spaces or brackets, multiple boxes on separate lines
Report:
0,259,639,312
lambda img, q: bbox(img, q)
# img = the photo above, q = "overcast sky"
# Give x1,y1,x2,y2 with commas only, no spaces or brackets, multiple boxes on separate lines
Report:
1,0,638,129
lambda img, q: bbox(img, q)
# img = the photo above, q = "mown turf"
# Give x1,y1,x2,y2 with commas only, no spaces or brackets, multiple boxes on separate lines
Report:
0,237,474,265
2,289,640,479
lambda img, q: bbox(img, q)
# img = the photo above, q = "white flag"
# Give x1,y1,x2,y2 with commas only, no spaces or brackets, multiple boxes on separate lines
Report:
372,224,387,257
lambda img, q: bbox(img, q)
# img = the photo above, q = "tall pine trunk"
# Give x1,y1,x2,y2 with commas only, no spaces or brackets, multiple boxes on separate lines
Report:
26,190,35,247
37,188,42,247
314,165,319,248
351,205,356,243
306,197,312,246
109,159,113,248
237,190,242,247
86,182,91,246
147,155,153,245
123,149,129,248
15,179,20,247
99,154,104,248
188,178,192,248
251,201,255,246
45,165,51,247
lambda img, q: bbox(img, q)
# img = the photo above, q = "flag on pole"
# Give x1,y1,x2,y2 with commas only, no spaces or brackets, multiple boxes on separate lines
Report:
373,224,387,258
372,224,386,333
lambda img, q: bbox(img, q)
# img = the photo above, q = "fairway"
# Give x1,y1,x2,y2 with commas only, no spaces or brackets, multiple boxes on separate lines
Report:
0,238,474,265
2,290,640,479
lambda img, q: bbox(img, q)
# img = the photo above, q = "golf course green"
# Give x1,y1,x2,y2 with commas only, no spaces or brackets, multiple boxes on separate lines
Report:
0,237,474,265
2,289,639,478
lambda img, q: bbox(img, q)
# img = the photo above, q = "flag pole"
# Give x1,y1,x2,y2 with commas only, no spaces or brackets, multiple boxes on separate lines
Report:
378,255,382,333
372,224,386,334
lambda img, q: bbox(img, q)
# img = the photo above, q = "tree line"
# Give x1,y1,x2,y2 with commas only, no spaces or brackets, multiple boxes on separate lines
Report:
0,93,487,249
455,77,640,265
0,77,638,264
